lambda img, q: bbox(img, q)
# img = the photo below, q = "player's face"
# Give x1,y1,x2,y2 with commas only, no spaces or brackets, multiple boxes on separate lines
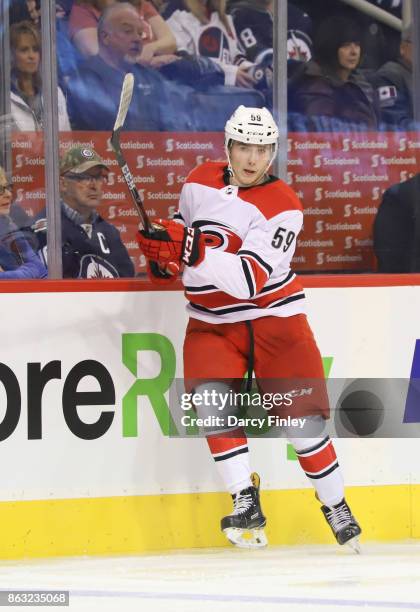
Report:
337,42,361,72
0,170,12,217
229,142,272,187
60,167,107,215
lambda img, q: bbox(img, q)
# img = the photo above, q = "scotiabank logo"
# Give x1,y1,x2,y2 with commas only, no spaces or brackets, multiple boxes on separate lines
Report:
400,170,415,182
0,334,176,442
342,138,351,152
399,138,407,152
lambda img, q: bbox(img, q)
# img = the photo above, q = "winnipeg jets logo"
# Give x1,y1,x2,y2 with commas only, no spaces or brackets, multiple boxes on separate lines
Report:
79,255,119,278
287,33,311,62
198,27,230,61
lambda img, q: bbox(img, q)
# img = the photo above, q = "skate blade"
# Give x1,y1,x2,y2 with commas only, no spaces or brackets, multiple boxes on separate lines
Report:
345,536,361,554
224,527,268,549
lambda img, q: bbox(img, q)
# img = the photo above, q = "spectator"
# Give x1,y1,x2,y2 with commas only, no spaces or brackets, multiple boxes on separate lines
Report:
9,0,41,26
34,146,135,278
373,173,420,273
227,0,312,88
227,0,274,96
69,0,116,57
228,1,312,64
150,0,174,17
10,21,71,131
56,1,74,19
69,0,176,63
287,2,312,63
125,0,176,64
0,165,47,279
66,3,194,130
372,24,413,130
166,0,257,89
288,16,379,131
23,0,41,23
155,0,218,21
292,0,400,70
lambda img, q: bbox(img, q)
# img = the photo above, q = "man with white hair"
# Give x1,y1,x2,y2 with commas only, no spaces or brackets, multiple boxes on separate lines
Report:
137,106,362,551
67,2,193,130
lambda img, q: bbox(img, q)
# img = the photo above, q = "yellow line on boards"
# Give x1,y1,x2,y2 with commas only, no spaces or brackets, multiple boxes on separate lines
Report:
0,485,417,559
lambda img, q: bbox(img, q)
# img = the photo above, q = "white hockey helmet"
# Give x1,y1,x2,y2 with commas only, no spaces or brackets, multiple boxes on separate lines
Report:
224,106,279,183
224,105,279,148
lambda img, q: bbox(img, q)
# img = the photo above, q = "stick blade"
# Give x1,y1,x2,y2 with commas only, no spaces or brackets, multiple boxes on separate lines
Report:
113,73,134,132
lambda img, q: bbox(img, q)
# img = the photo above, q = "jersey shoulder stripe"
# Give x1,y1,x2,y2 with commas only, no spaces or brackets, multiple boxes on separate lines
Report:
186,161,226,189
238,179,303,220
186,161,303,219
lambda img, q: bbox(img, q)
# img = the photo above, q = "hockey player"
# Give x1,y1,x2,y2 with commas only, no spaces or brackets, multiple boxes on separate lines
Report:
137,105,361,551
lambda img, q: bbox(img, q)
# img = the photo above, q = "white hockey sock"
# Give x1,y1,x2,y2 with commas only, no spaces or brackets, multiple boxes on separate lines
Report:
207,430,252,495
211,448,252,494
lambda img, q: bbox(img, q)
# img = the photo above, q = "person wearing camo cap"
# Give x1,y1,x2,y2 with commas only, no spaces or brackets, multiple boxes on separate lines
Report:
34,145,134,278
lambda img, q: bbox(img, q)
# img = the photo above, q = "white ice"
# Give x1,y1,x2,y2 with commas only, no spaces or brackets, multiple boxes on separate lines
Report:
1,542,420,612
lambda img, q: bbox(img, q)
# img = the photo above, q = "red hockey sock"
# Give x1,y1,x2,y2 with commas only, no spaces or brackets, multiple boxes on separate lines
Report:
292,436,345,506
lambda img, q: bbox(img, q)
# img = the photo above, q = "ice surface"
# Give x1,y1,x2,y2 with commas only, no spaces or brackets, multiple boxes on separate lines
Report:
1,542,420,611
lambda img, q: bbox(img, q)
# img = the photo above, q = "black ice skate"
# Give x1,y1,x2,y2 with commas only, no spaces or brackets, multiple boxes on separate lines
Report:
321,498,362,553
221,472,267,548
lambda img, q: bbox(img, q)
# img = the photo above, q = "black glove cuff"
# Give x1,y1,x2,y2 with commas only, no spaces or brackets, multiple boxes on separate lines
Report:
181,227,202,266
148,260,173,279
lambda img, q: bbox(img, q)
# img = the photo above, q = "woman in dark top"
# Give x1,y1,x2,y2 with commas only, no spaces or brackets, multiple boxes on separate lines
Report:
288,16,379,131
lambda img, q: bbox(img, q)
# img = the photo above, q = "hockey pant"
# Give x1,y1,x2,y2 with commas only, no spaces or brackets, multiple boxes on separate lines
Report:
183,315,344,506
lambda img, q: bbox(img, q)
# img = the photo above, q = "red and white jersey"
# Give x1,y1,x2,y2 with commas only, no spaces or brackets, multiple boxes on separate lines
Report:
174,161,306,324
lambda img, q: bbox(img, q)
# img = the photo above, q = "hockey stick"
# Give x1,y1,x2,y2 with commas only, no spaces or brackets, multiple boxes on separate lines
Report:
110,73,154,234
110,73,179,282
